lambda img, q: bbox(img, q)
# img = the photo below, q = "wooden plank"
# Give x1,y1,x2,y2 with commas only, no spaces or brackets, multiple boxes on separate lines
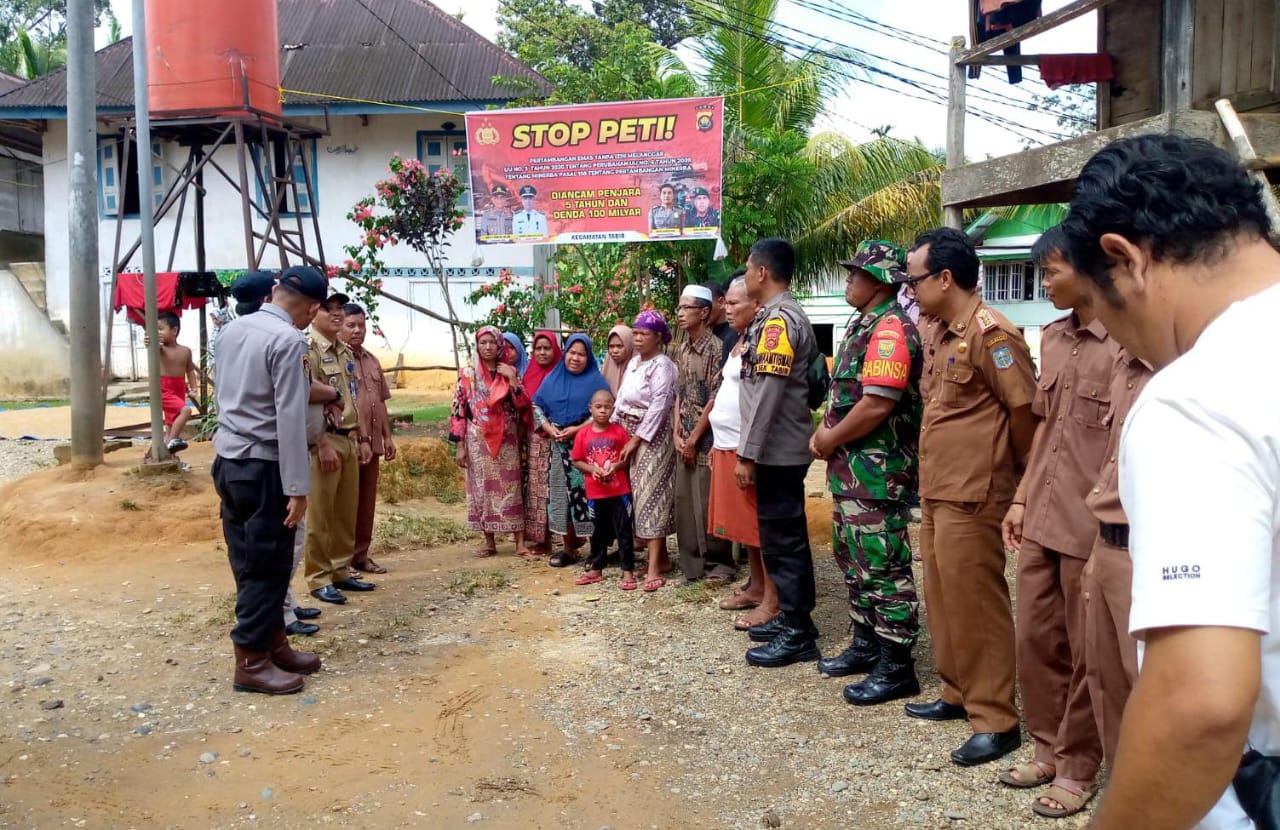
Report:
1105,0,1162,124
956,0,1120,64
946,38,967,231
1163,0,1194,113
941,110,1280,209
1221,0,1247,96
1193,0,1225,104
1251,0,1275,93
970,54,1046,66
1236,0,1257,98
1097,4,1113,128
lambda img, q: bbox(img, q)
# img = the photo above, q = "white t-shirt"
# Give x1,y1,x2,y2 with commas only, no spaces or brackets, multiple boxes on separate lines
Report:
1121,282,1280,830
709,350,744,450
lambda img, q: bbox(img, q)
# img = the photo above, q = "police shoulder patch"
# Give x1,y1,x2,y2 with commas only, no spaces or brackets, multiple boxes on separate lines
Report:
975,308,999,333
756,316,794,376
992,345,1015,370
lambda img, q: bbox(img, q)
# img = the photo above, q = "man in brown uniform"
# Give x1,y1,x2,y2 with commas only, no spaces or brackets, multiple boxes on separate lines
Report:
342,303,396,576
1081,348,1151,770
899,227,1039,767
999,227,1115,817
303,280,374,605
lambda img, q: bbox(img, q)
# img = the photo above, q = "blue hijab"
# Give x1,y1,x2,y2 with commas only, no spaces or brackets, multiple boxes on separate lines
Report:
502,332,529,375
533,333,610,427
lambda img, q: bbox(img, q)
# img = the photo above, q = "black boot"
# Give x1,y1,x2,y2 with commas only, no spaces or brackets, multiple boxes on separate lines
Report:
746,613,786,643
745,613,820,668
817,621,879,677
842,636,920,706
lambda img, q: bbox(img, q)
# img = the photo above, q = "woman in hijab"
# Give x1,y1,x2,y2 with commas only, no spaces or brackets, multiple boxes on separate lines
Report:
601,324,634,394
533,333,610,567
449,326,528,557
613,310,678,591
502,332,529,376
519,330,561,559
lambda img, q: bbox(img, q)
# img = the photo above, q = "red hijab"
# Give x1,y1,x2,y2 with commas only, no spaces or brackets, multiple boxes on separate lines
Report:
522,330,562,399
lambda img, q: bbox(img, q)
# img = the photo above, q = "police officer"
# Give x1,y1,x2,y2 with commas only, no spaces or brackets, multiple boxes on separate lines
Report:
512,185,548,239
303,276,374,605
684,186,721,229
212,266,325,694
901,227,1038,767
999,226,1114,815
811,240,923,706
479,184,514,239
737,237,821,668
649,182,683,234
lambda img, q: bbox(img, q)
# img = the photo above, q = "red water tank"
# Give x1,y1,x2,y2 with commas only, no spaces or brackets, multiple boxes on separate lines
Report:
145,0,282,117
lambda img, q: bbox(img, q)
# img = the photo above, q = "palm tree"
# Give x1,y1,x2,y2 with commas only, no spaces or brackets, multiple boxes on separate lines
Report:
0,29,67,79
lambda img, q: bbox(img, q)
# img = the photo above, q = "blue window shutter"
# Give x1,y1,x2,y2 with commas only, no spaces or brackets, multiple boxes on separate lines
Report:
151,142,164,208
98,137,119,217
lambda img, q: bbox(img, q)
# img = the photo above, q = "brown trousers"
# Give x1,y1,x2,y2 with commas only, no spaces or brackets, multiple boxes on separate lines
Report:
674,461,734,580
1083,536,1138,767
920,497,1019,733
352,454,380,563
304,434,358,591
1015,539,1101,781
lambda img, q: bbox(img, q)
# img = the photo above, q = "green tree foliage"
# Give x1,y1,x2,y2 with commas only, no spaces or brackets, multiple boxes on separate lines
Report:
0,0,111,79
590,0,701,48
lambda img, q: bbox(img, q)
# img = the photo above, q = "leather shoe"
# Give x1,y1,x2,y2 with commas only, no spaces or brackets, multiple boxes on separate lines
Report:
818,622,879,677
904,699,968,722
293,606,322,620
285,620,319,636
334,577,376,592
745,625,821,668
310,585,347,604
950,727,1022,767
747,614,787,643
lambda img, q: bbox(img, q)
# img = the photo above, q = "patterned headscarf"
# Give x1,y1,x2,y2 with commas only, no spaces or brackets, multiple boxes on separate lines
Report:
633,309,672,345
601,324,633,394
502,332,529,375
467,325,514,458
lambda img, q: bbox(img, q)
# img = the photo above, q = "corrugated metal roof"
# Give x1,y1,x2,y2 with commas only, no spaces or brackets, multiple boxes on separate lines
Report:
0,72,26,96
0,0,550,111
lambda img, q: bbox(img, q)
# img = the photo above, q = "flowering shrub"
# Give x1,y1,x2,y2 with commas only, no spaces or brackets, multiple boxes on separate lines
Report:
327,154,467,337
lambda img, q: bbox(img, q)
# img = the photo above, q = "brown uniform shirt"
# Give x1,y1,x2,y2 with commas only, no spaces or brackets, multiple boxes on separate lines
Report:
919,293,1038,503
306,330,360,432
1085,347,1155,527
352,346,392,456
1013,314,1120,558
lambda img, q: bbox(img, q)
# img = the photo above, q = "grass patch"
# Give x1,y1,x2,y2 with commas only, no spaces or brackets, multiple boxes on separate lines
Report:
0,399,70,410
672,580,716,604
389,403,451,424
378,438,464,505
376,514,475,550
206,592,237,626
449,568,511,597
120,499,142,511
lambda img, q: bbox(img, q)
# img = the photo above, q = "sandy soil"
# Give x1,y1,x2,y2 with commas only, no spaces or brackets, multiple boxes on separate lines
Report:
0,443,698,829
0,404,156,440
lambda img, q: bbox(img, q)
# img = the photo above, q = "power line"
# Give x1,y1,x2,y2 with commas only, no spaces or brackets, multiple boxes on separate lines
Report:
348,0,469,99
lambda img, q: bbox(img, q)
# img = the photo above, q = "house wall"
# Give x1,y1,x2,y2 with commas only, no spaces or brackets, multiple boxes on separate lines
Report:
0,154,42,237
40,114,540,378
1192,0,1279,110
0,268,69,397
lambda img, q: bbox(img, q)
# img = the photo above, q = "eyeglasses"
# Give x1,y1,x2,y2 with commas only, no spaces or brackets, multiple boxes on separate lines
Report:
901,269,943,291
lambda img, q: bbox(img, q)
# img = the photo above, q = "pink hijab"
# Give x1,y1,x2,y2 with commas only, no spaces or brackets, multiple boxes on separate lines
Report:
601,324,634,394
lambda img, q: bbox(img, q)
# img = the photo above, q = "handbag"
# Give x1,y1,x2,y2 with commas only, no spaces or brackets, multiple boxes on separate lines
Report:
1234,748,1280,829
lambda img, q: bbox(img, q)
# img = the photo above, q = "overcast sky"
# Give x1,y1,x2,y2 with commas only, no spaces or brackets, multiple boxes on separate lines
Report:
103,0,1095,160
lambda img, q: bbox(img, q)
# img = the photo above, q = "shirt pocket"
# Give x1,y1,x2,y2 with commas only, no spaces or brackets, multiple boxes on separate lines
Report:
1032,366,1059,419
1072,375,1111,429
939,364,976,408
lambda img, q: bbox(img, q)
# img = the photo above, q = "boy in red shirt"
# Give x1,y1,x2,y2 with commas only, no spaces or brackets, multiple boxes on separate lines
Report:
571,389,636,590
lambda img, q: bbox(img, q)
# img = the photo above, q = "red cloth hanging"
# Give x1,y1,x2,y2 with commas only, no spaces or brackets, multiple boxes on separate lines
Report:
112,271,182,326
1039,53,1115,89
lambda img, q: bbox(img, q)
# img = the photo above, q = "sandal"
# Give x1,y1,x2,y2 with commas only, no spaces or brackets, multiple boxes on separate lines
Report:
516,548,542,561
734,608,779,631
353,558,388,574
620,576,638,591
718,594,760,611
998,760,1055,789
548,550,580,568
1031,783,1096,818
574,571,604,586
642,576,667,593
475,547,498,558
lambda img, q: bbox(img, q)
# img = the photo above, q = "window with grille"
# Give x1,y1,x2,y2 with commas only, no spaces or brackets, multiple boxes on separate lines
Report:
250,139,318,217
982,260,1040,303
98,136,164,218
417,131,469,213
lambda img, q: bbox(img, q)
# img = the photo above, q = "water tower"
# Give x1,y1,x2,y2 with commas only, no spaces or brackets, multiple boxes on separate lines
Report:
102,0,328,397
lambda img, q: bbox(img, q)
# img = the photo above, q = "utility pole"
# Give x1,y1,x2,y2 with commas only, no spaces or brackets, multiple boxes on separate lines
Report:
944,36,967,231
66,0,103,467
131,0,168,462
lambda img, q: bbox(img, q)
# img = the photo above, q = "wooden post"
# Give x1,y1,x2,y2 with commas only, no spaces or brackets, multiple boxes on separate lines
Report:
1214,98,1280,238
945,37,967,230
1162,0,1193,125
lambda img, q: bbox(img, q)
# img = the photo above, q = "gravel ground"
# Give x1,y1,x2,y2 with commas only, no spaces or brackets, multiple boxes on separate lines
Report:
0,439,56,484
529,523,1089,830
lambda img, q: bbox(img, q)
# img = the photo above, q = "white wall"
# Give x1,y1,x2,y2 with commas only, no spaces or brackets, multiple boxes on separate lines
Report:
0,268,69,396
41,114,541,375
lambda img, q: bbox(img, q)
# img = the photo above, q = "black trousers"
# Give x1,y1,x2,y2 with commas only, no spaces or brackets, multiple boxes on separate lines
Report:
756,463,815,621
586,495,635,572
212,456,296,651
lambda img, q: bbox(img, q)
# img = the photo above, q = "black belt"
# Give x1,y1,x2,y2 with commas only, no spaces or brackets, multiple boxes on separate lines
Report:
1099,522,1129,548
326,426,354,437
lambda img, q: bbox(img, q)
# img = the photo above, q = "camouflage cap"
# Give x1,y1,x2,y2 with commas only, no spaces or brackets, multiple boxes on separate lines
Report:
838,239,907,285
692,186,710,197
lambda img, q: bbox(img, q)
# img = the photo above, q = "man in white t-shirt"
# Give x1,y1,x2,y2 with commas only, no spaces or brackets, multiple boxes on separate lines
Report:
1062,134,1280,829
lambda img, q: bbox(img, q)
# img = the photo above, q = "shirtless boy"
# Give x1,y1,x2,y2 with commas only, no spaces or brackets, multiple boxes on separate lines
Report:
156,311,200,453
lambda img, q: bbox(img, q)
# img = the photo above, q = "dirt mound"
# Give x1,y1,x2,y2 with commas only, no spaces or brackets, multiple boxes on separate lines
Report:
379,437,463,504
0,442,221,565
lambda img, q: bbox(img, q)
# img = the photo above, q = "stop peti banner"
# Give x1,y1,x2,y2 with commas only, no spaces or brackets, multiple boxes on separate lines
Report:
465,96,725,245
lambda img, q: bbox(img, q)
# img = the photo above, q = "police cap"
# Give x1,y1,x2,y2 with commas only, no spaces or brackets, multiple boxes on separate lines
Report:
519,185,537,198
230,270,276,302
491,183,512,197
278,265,329,302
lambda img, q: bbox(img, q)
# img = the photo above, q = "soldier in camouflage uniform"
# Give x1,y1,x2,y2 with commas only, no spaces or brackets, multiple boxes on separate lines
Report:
811,240,924,706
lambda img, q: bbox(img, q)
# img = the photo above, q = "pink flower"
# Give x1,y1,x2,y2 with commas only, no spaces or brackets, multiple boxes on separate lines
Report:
496,303,506,314
569,285,582,295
